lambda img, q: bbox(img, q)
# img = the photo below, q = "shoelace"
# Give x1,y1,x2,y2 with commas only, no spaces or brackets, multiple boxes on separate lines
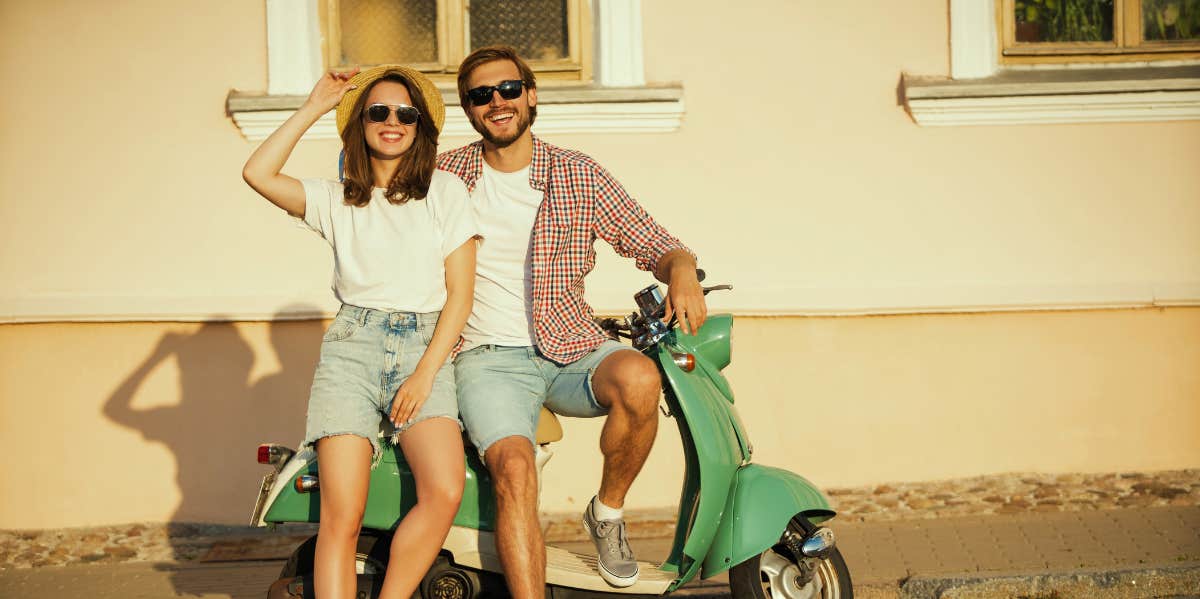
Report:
595,519,635,561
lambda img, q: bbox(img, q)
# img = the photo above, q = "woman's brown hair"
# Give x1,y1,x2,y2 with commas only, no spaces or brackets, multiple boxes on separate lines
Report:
340,72,439,206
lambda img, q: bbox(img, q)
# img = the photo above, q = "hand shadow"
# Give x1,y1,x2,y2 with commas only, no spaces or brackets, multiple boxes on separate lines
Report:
103,306,324,596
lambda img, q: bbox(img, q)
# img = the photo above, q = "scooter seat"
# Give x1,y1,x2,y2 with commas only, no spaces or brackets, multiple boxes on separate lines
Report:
536,407,563,444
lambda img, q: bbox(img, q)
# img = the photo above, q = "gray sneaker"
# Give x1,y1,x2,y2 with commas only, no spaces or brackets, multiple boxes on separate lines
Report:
582,500,639,587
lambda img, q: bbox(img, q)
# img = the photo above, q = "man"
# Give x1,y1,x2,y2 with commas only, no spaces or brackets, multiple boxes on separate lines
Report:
438,46,706,597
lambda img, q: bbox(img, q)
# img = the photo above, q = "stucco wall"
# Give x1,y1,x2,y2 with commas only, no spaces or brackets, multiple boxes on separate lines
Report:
1,0,1197,529
3,308,1198,529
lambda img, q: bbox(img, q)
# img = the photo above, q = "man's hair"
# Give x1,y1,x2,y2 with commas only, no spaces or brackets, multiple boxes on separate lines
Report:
456,45,537,109
340,73,438,206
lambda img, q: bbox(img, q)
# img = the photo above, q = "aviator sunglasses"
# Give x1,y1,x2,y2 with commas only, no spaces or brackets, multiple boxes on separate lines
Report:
465,80,525,107
364,103,420,125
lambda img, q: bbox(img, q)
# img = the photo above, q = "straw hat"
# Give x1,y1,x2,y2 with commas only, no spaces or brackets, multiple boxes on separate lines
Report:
334,65,445,136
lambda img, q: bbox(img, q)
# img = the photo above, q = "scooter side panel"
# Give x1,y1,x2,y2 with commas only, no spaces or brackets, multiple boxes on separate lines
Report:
656,343,744,588
262,445,496,531
701,464,835,578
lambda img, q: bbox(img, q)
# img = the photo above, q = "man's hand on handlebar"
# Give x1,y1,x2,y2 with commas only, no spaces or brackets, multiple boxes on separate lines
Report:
660,255,707,335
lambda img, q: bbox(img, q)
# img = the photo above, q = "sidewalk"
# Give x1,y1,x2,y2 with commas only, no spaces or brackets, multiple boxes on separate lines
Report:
2,470,1198,598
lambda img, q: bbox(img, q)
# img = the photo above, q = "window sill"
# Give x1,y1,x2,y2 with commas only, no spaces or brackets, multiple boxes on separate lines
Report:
902,65,1200,126
227,84,685,141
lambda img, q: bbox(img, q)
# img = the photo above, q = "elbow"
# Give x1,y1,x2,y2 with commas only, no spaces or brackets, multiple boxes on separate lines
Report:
241,164,258,188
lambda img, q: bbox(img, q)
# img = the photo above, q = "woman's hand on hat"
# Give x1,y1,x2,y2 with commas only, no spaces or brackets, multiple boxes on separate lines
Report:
303,68,361,114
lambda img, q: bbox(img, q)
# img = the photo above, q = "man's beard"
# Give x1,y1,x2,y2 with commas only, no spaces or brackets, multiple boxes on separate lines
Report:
471,104,537,148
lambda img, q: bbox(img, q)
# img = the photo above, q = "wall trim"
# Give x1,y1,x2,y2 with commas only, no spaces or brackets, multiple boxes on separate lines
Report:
6,283,1197,323
907,89,1200,126
950,0,998,79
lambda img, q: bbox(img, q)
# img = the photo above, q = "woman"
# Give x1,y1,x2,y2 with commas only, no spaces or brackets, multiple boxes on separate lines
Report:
242,65,477,599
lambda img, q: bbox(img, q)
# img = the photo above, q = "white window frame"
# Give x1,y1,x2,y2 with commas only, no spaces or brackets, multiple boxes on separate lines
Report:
903,0,1200,126
234,0,682,141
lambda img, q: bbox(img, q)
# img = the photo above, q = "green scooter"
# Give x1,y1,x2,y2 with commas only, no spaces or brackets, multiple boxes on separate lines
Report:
250,274,852,599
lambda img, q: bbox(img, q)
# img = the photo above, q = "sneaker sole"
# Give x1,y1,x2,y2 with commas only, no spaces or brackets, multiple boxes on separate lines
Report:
582,518,640,588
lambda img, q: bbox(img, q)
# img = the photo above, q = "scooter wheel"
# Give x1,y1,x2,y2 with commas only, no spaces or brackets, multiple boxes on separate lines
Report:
421,557,479,599
728,517,853,599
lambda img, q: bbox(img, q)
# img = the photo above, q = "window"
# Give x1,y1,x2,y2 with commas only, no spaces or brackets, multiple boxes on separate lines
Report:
1001,0,1200,63
320,0,592,83
901,0,1200,126
230,0,684,140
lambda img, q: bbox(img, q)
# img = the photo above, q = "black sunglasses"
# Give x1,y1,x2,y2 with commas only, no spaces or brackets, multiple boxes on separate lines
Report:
465,80,525,107
364,103,420,125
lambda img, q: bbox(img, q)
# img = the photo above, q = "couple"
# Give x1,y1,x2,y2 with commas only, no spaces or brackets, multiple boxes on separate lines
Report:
243,46,707,599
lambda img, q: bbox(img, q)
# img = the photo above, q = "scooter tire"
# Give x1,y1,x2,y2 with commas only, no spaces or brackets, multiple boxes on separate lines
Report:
728,517,853,599
278,530,391,579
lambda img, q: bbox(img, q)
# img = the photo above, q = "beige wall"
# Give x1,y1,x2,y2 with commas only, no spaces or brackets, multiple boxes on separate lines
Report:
1,0,1197,529
3,308,1198,529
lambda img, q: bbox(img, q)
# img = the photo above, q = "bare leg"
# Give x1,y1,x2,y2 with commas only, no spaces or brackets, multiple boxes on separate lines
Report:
314,435,373,599
485,436,545,599
378,418,465,599
589,351,661,508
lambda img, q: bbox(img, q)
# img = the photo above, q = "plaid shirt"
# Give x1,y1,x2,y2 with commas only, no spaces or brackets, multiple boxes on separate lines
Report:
437,135,693,364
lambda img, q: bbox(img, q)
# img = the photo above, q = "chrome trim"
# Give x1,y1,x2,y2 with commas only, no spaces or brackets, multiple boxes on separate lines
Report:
800,527,836,558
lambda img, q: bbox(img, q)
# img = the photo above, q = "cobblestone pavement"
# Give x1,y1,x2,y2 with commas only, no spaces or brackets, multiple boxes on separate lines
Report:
2,469,1196,570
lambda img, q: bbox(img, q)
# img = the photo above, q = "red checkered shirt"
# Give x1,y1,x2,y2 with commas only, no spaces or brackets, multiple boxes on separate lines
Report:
437,135,693,364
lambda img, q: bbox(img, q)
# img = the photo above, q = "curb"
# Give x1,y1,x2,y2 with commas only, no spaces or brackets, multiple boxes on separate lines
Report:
899,562,1200,599
668,563,1200,599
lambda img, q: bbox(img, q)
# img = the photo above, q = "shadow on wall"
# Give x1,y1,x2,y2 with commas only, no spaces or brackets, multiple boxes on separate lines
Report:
102,307,324,582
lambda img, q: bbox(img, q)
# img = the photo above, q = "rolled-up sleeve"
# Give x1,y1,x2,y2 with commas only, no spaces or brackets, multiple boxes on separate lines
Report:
592,168,694,273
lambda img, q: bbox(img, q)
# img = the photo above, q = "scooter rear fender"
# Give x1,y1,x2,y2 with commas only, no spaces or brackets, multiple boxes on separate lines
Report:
261,444,497,531
702,464,835,578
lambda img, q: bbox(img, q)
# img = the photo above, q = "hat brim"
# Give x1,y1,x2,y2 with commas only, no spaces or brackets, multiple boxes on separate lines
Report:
334,65,445,137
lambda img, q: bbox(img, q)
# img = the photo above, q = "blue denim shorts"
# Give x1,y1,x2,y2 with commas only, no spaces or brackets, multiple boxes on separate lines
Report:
454,340,640,455
304,304,459,463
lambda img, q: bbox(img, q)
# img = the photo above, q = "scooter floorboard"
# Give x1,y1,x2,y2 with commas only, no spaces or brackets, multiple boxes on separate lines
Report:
445,527,675,595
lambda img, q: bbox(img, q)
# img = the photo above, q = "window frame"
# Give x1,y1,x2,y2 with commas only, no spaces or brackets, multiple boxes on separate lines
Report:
235,0,683,140
999,0,1200,63
319,0,594,83
900,0,1200,126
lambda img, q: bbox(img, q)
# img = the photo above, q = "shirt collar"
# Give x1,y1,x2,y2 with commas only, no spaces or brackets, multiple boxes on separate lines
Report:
463,134,549,193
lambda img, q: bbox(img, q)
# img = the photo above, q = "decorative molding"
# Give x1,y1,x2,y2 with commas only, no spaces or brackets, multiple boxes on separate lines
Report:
6,283,1197,323
229,86,686,140
908,90,1200,126
266,0,322,95
594,0,645,86
950,0,998,79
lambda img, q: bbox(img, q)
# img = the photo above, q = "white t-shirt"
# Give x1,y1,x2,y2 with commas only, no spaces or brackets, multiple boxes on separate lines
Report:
460,161,543,350
301,169,478,313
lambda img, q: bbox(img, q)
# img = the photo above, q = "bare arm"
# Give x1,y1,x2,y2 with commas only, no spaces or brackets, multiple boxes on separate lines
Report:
389,238,477,425
241,70,359,217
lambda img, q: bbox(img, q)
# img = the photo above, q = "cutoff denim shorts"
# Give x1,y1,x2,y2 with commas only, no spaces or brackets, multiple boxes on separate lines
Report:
454,340,639,455
303,304,459,463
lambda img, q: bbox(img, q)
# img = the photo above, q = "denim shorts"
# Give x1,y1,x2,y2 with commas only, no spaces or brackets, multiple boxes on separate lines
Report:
454,340,640,455
304,304,459,463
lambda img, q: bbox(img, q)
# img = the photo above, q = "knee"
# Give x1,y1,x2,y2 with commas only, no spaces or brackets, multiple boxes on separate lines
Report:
420,475,465,513
608,355,661,416
320,505,364,539
487,442,537,499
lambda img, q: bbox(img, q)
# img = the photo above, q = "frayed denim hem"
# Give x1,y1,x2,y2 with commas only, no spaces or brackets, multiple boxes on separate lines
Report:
389,414,464,446
303,432,384,470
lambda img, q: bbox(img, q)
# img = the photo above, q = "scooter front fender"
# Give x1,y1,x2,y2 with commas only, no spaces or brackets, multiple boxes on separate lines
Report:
702,464,835,578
